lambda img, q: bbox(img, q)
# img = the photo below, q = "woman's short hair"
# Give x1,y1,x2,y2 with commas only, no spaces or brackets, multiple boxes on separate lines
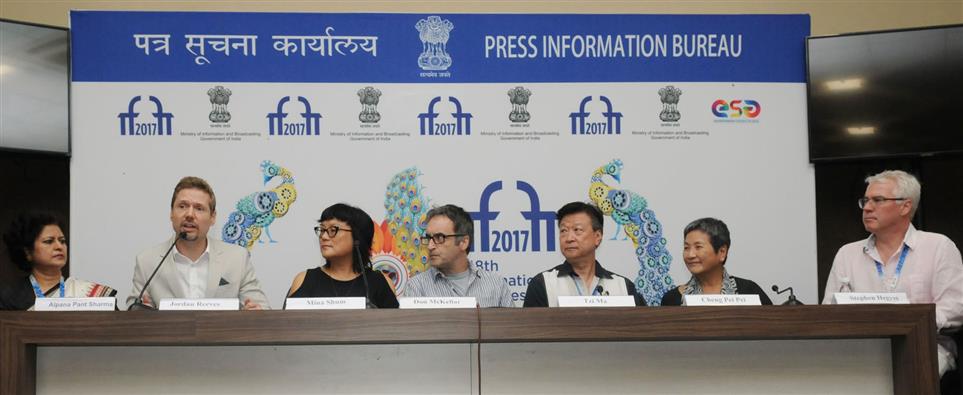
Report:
3,211,65,272
683,217,730,264
319,203,374,273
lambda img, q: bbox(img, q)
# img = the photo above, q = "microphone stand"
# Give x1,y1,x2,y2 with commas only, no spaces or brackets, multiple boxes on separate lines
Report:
354,241,377,309
771,285,804,306
129,232,185,311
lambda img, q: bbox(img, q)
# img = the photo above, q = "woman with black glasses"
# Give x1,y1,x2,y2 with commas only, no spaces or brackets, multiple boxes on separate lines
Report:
285,203,398,308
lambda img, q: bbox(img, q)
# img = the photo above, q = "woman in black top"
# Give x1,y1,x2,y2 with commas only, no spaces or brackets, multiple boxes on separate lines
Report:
661,217,772,306
286,203,398,308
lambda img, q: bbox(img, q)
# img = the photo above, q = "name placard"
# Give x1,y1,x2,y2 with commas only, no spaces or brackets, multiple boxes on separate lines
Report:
399,297,477,309
158,298,240,311
683,294,761,306
833,292,909,304
285,297,366,310
557,295,635,307
33,297,116,311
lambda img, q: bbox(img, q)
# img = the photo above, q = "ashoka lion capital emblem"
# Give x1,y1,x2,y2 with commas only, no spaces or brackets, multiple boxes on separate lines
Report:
416,16,454,71
658,85,682,122
508,86,532,123
358,86,382,123
208,86,232,123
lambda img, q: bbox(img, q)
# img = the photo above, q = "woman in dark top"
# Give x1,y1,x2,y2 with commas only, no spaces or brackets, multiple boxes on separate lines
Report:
286,203,398,308
1,211,117,310
661,217,772,306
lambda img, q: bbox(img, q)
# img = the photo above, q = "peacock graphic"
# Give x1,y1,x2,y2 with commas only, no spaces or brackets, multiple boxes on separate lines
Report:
221,161,297,250
588,159,674,305
371,167,431,294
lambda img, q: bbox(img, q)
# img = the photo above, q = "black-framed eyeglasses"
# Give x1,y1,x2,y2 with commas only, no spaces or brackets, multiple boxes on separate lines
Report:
858,196,907,209
315,225,352,238
420,233,466,245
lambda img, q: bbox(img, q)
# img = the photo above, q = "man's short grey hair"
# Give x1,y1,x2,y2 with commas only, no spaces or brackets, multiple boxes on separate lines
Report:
865,170,921,217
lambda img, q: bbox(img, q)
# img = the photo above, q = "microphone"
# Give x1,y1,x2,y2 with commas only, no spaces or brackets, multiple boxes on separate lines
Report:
129,232,186,311
771,284,804,306
594,285,609,296
353,240,377,309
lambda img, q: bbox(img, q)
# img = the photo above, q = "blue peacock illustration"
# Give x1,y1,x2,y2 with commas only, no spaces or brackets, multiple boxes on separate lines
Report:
371,167,431,294
221,161,297,249
588,159,674,305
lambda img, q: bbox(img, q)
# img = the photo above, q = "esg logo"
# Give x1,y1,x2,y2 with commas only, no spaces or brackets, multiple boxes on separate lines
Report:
711,100,761,118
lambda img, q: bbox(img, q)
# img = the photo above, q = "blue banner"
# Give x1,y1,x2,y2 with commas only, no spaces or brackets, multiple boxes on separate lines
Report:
71,11,809,83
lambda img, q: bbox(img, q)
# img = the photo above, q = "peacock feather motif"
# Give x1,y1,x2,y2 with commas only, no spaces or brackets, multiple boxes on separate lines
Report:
588,159,674,305
371,167,431,294
221,160,297,249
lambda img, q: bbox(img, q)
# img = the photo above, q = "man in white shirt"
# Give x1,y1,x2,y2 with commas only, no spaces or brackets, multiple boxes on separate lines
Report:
127,176,270,310
823,170,963,377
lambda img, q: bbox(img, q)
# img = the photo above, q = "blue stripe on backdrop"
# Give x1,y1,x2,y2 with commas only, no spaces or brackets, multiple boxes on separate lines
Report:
70,11,809,83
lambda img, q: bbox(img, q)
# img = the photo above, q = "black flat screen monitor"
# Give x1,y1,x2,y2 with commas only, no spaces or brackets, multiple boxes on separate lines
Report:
0,19,69,154
807,24,963,162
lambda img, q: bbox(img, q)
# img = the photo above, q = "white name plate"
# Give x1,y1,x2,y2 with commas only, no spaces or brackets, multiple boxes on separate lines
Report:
159,298,240,311
557,295,635,307
399,297,477,309
34,297,116,311
683,294,761,306
833,292,909,304
285,297,366,310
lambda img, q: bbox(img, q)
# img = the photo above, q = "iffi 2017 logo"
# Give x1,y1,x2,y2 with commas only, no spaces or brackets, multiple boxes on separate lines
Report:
416,16,454,71
470,180,556,253
418,96,472,135
711,100,762,118
267,96,322,136
118,96,173,136
569,96,622,135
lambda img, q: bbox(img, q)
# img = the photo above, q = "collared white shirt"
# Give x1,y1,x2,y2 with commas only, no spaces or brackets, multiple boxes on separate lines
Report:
172,243,211,299
823,224,963,375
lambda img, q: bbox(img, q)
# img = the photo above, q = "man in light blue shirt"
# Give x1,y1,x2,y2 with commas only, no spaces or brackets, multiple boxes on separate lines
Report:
404,204,514,307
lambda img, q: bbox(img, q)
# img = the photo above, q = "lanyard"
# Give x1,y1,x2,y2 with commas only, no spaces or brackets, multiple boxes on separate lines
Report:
29,275,65,298
874,245,909,292
571,275,601,296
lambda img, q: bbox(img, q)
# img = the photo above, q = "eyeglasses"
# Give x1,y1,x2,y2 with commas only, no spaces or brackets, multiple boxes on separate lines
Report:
420,233,466,245
315,225,352,238
858,196,907,209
